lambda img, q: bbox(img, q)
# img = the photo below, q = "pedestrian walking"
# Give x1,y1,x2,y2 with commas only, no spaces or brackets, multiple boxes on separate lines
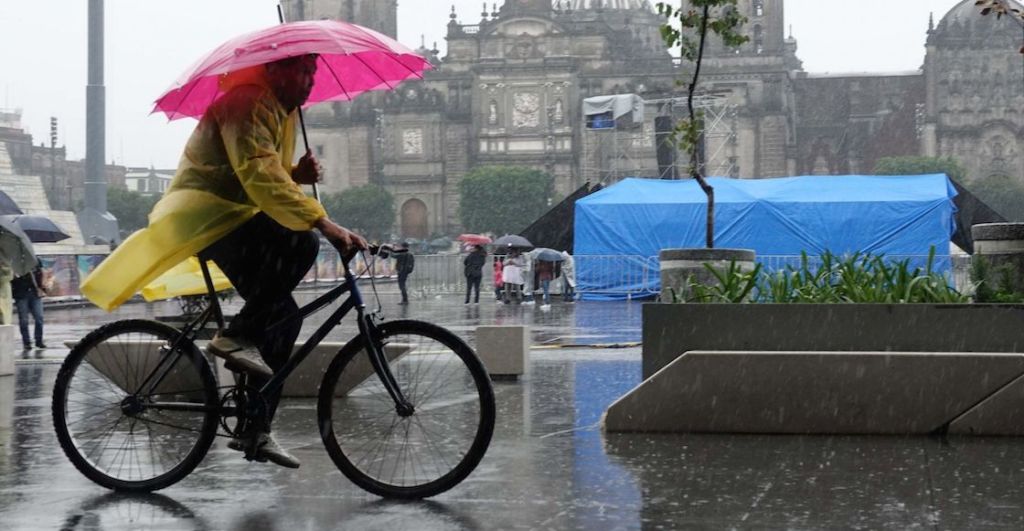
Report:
493,257,504,302
536,259,555,306
12,264,47,349
561,251,576,302
502,249,525,304
394,242,415,305
464,245,486,304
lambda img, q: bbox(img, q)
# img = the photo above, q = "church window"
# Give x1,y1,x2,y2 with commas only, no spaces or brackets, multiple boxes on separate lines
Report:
754,0,764,17
754,25,764,54
488,100,499,125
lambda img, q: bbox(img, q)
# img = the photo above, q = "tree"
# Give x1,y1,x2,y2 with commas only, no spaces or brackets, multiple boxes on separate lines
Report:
873,156,966,183
106,187,159,233
873,155,1024,221
459,166,554,235
657,1,749,248
965,175,1024,222
321,184,395,240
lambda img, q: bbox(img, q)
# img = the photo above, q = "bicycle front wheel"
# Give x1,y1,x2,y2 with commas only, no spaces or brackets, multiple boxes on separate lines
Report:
52,319,219,492
318,320,496,499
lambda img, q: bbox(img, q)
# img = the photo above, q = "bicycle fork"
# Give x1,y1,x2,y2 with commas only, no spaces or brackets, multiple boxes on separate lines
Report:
358,315,415,417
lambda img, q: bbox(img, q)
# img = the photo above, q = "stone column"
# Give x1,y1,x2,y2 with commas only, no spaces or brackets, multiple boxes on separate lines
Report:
658,248,756,302
971,223,1024,297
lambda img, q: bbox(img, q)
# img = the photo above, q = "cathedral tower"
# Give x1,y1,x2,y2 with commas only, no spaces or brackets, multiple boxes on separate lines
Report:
280,0,398,37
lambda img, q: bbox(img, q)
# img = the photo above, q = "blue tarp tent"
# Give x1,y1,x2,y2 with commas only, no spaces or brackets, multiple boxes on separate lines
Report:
574,174,959,300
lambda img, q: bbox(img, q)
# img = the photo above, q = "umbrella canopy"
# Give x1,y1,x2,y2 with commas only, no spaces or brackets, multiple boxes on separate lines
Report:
2,215,71,243
154,20,432,120
491,234,533,249
457,233,492,245
0,191,22,216
530,248,565,262
141,257,233,302
0,216,38,277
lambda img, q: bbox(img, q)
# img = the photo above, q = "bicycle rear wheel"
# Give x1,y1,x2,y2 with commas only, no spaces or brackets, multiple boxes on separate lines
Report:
318,320,496,499
52,319,219,492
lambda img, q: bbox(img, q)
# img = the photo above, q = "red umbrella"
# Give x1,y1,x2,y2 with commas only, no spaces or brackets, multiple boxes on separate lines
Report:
457,234,492,245
153,20,432,121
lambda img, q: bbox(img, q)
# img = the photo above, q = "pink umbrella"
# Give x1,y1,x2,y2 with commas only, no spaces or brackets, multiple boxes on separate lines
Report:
153,20,432,121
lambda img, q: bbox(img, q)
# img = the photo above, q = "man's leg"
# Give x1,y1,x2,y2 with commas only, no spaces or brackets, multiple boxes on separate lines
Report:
29,295,44,347
14,297,30,348
201,213,318,424
398,273,409,303
472,277,481,303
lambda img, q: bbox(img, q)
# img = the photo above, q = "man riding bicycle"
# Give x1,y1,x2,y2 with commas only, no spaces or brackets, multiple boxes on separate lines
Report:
81,54,368,468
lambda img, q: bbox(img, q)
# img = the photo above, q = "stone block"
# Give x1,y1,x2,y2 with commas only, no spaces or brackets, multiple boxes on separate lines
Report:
476,325,529,378
212,341,411,398
604,350,1024,435
948,371,1024,436
0,325,14,377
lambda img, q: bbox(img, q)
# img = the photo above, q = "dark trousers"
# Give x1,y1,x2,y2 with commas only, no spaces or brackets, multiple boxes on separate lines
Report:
465,275,481,303
199,213,319,428
398,273,409,302
14,293,43,347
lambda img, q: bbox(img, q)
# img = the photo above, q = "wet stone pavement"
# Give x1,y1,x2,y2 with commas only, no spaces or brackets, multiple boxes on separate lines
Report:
4,287,1024,529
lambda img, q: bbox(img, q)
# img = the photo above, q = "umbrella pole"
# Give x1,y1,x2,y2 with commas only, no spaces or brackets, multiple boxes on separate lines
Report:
279,4,320,203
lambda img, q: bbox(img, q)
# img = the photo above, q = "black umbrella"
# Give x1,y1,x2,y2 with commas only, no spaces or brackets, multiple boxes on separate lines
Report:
491,234,533,249
2,215,71,243
0,216,38,276
0,191,23,216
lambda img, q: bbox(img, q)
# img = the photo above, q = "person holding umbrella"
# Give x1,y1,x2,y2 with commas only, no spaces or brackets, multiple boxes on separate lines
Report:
11,263,47,350
83,55,367,469
80,19,432,469
463,245,486,304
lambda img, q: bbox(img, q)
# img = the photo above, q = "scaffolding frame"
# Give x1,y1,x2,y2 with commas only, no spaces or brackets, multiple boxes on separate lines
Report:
581,94,738,184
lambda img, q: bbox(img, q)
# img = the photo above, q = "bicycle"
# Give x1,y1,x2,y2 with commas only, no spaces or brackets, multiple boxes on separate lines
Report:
51,245,496,499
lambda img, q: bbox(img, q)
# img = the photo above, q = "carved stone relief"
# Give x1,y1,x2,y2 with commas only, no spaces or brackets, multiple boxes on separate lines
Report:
512,93,541,129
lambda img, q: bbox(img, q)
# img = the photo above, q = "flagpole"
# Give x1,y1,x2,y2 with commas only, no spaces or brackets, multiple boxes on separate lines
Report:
278,4,320,202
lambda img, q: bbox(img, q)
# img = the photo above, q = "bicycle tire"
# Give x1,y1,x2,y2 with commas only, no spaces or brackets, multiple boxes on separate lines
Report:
318,320,496,499
52,319,219,492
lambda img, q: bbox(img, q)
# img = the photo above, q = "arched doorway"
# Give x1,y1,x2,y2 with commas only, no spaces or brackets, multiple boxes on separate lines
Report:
400,198,429,239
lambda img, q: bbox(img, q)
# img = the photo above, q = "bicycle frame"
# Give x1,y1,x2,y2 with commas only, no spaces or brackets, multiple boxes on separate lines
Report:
139,252,414,417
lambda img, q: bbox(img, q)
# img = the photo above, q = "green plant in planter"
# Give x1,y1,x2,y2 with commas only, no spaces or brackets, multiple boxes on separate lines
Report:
686,261,762,303
677,248,968,304
970,255,1024,303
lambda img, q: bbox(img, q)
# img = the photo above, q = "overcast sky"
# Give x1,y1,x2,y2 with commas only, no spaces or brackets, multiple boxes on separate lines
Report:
0,1,976,169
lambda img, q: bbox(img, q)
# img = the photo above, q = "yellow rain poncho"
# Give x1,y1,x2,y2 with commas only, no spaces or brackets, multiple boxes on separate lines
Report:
81,71,326,311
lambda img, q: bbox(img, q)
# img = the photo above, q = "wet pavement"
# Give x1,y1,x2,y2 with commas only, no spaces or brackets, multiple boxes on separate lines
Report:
4,288,1024,529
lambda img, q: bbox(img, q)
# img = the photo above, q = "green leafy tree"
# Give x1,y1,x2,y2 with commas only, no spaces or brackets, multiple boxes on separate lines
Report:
106,187,159,233
873,155,1024,221
965,175,1024,221
657,1,749,248
321,184,395,240
873,156,966,182
459,166,554,235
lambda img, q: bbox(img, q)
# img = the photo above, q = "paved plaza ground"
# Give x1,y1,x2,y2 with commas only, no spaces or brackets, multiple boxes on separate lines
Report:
4,288,1024,529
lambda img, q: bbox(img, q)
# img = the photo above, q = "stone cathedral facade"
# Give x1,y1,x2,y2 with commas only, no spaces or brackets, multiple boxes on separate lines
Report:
279,0,1024,239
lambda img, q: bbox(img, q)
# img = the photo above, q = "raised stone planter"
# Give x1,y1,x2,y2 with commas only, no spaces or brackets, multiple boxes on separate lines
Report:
658,248,755,302
973,222,1024,294
642,303,1024,379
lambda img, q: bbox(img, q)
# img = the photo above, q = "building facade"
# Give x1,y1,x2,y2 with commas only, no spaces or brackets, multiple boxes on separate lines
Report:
268,0,1024,237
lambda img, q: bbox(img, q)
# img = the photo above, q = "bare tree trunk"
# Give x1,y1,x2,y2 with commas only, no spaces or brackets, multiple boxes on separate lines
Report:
687,4,715,248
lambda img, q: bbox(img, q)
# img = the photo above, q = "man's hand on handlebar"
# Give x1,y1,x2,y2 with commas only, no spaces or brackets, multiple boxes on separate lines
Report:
314,217,368,260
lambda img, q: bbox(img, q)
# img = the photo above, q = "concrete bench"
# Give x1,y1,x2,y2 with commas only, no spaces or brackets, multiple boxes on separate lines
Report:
603,350,1024,436
476,325,529,379
67,339,411,398
0,325,14,377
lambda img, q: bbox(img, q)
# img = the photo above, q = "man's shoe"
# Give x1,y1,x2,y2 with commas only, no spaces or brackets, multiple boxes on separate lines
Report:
35,341,47,349
229,432,300,469
207,333,273,377
22,343,31,350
